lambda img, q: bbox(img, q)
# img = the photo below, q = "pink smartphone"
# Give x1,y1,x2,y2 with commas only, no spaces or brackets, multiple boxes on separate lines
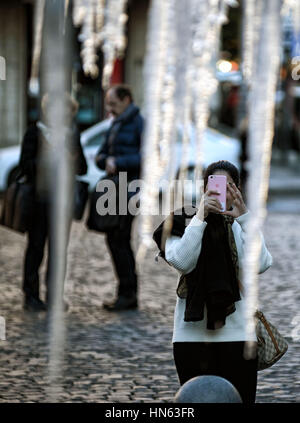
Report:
207,174,227,212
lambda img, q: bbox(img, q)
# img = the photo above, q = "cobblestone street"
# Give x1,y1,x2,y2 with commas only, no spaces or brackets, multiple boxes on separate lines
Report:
0,200,299,403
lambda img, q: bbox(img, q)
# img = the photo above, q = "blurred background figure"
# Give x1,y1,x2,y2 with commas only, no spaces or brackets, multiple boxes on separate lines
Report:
20,93,87,312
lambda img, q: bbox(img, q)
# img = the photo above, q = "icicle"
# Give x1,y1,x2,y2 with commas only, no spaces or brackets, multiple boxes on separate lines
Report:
64,0,70,19
40,1,74,401
29,0,46,96
63,0,70,35
243,0,282,358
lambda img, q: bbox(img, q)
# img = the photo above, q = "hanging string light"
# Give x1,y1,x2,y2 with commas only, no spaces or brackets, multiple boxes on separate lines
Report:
137,0,236,260
101,0,128,88
74,0,128,85
136,0,175,261
73,0,87,27
156,0,178,241
78,0,98,78
95,0,106,36
241,0,256,84
191,0,226,183
31,1,129,87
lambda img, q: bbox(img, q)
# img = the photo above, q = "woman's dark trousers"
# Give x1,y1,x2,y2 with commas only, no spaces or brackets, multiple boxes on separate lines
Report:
173,341,258,404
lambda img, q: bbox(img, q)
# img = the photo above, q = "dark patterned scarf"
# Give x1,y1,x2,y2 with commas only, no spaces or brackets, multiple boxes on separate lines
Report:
153,208,241,330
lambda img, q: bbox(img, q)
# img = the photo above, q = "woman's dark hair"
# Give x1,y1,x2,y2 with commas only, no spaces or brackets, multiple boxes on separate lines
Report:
203,160,240,188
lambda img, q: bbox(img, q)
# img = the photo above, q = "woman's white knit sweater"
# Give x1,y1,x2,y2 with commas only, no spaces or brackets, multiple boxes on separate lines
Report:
165,212,273,343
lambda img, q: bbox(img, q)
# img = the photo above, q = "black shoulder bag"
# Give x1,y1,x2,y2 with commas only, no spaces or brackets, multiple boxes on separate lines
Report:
0,173,35,234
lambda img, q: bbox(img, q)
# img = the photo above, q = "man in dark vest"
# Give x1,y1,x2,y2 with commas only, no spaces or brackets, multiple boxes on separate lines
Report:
95,84,143,311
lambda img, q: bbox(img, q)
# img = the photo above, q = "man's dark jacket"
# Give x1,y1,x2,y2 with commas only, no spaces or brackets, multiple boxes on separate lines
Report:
95,104,143,181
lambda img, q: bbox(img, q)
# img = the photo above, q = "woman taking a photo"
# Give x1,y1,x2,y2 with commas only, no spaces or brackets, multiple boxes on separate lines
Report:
153,160,272,404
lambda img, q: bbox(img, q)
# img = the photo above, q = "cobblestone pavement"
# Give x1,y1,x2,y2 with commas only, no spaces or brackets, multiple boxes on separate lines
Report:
0,203,299,403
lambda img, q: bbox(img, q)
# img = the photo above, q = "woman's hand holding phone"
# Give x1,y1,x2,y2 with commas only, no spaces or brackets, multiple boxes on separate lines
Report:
222,183,247,218
206,174,227,212
197,174,225,220
196,173,247,220
197,190,223,221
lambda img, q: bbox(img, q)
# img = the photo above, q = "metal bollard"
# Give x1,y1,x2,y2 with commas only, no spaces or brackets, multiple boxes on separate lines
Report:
174,375,242,403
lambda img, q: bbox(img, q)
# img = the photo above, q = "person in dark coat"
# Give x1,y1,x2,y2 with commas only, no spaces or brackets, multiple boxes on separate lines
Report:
20,93,87,312
95,84,143,311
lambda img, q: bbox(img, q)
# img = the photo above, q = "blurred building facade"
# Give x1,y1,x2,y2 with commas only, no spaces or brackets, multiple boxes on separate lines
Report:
0,0,149,148
0,0,29,148
0,0,299,166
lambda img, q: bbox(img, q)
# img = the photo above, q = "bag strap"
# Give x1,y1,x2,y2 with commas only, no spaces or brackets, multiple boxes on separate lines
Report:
255,310,281,354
